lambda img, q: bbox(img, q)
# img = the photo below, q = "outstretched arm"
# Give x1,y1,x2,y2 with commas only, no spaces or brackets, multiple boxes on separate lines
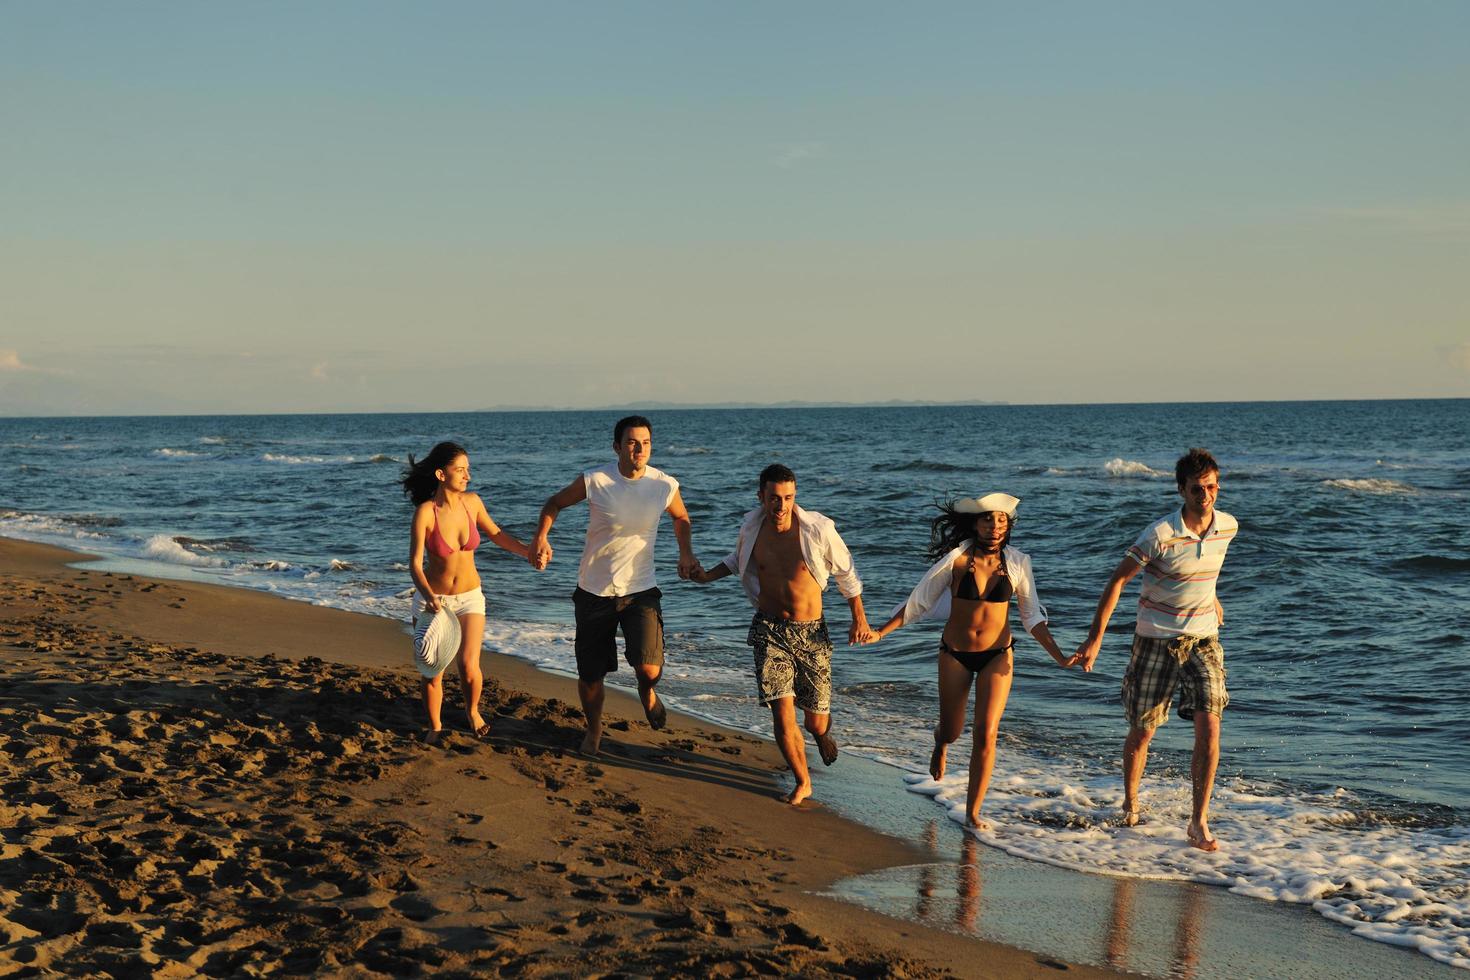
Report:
845,594,874,646
666,490,702,580
1075,558,1142,672
531,475,587,569
691,559,733,585
1028,622,1079,668
865,609,905,644
472,495,534,563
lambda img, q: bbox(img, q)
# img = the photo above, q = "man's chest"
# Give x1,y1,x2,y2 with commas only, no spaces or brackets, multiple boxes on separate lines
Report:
753,528,812,580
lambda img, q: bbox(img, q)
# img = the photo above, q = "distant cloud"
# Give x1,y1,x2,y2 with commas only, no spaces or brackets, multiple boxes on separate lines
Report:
310,362,330,381
0,349,44,373
774,141,826,169
1315,203,1470,238
1445,341,1470,374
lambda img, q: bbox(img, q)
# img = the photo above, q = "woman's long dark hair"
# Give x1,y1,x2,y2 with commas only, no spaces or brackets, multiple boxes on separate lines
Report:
927,499,1012,561
401,442,468,506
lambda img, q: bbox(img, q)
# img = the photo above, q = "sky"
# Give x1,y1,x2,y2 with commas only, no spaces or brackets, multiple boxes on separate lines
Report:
2,1,1467,415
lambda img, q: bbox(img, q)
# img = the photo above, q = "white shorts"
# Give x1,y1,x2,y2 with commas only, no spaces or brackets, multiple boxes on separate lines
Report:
411,588,487,625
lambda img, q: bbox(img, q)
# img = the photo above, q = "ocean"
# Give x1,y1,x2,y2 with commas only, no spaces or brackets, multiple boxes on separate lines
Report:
3,400,1467,969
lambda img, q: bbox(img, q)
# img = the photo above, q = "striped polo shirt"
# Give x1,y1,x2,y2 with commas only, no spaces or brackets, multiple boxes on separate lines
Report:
1125,507,1237,638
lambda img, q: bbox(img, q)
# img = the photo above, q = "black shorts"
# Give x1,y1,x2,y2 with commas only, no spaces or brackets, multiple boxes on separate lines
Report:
572,587,665,683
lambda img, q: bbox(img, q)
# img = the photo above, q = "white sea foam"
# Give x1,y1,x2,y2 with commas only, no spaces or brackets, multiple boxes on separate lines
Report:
0,511,109,543
1104,458,1168,479
1322,478,1419,496
903,760,1470,969
152,448,205,459
142,534,227,567
260,452,357,465
199,436,227,445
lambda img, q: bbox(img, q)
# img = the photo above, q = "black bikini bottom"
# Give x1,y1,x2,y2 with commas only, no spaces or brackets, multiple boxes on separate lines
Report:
941,639,1013,674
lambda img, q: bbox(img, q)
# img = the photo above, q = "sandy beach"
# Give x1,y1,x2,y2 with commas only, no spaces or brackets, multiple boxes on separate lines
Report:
0,537,1117,978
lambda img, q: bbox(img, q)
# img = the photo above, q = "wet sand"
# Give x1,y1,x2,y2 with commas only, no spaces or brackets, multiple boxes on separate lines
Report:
0,537,1114,977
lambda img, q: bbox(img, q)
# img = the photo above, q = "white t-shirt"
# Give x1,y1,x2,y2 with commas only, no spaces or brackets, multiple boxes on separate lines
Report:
577,462,680,597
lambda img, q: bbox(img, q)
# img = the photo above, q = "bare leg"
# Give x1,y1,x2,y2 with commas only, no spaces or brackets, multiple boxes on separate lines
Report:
577,678,606,755
770,698,811,805
1122,725,1155,825
422,674,444,742
457,612,489,735
634,663,665,729
932,651,974,780
1187,711,1220,851
964,654,1013,829
804,710,838,766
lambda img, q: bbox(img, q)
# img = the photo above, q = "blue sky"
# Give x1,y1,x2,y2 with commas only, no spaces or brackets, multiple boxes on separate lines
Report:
2,2,1467,414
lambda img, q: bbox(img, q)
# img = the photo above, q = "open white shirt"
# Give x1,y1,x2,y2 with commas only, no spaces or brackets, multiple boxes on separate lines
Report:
892,541,1048,633
717,504,862,608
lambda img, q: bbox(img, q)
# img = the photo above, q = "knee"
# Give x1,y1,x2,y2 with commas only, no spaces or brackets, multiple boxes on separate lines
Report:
972,722,1000,753
634,664,661,686
1126,727,1155,751
1193,712,1221,742
937,720,965,745
803,715,828,737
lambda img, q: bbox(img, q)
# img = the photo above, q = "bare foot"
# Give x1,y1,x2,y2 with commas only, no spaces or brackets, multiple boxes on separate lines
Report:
784,783,813,806
966,815,993,832
1121,807,1142,828
644,694,667,731
929,740,947,781
468,713,491,740
580,726,602,757
1187,820,1219,852
815,731,839,767
424,728,444,746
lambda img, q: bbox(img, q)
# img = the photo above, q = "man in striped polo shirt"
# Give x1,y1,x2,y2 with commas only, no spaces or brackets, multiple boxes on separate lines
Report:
1076,448,1237,851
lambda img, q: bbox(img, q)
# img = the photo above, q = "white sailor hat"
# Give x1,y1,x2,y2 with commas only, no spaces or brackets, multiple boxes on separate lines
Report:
953,492,1020,516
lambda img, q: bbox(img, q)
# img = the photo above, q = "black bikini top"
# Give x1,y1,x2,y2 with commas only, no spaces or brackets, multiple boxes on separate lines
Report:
955,546,1013,603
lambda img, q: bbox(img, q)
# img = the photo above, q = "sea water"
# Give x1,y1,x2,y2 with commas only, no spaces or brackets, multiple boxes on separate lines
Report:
3,401,1467,968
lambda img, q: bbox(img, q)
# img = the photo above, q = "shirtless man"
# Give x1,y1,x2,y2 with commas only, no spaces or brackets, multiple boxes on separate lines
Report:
530,415,701,755
1075,448,1237,851
693,464,873,805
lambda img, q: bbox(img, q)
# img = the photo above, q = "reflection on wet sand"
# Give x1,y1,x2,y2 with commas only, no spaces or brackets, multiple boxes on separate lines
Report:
1106,875,1205,979
913,820,982,932
910,819,1207,979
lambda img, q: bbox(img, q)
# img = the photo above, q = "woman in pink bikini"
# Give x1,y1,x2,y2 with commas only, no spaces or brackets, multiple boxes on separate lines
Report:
402,441,537,741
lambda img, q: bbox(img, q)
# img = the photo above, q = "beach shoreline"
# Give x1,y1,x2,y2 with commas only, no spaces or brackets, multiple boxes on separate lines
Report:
0,536,1115,977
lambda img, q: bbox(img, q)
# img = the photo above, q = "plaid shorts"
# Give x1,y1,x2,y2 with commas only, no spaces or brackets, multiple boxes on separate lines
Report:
746,613,833,714
1121,633,1228,730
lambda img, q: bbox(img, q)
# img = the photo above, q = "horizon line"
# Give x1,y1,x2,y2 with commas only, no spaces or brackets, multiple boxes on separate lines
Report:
1,394,1466,422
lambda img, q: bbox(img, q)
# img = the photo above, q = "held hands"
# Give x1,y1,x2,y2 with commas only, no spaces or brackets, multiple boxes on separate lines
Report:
1074,636,1102,673
848,622,877,646
529,537,553,571
677,553,703,581
1055,649,1083,669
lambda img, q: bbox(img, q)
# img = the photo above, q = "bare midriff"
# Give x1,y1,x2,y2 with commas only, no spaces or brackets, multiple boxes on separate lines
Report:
753,523,823,622
426,550,481,597
942,554,1012,651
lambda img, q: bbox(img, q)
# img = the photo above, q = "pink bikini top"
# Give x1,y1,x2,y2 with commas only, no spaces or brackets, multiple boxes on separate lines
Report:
427,501,480,558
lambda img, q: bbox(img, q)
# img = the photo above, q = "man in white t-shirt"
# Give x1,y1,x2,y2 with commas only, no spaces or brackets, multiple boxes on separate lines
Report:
1075,448,1238,852
531,415,700,755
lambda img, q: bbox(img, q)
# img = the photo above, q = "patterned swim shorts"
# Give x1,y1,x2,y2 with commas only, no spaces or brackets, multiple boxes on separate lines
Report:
746,613,833,714
1121,633,1229,730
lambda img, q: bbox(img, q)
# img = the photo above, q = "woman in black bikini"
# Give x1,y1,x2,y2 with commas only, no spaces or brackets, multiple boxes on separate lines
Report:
403,442,538,742
869,493,1076,829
